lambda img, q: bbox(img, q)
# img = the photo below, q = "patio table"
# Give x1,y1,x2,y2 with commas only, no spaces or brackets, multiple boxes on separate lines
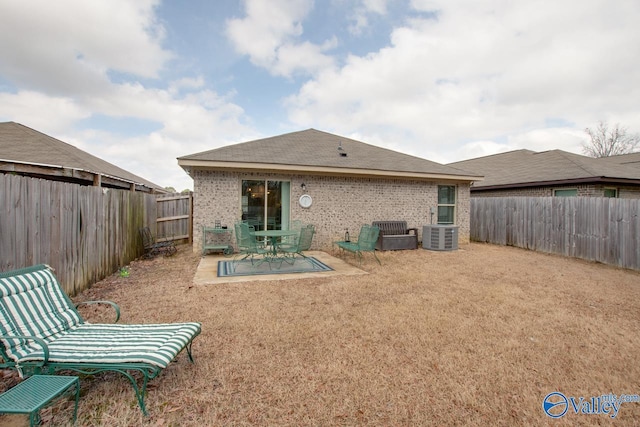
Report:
0,375,80,426
252,229,299,256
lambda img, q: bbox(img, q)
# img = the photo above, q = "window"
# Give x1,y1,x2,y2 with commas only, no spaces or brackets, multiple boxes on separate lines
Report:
437,185,456,224
604,188,618,198
554,189,577,197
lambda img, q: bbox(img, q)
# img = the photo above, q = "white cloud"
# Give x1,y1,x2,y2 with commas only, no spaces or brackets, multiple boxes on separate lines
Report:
0,91,90,134
437,128,587,165
63,79,251,190
347,0,390,35
0,1,255,191
270,39,337,77
0,0,171,95
286,0,640,162
0,81,252,191
65,130,203,192
506,128,587,155
2,0,639,192
226,0,336,77
169,77,206,95
362,0,388,14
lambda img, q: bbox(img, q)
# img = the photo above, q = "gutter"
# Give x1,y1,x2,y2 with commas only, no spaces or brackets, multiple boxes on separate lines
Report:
178,159,484,183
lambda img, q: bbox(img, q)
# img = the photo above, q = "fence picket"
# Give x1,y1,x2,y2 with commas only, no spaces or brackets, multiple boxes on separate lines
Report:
471,197,640,270
156,193,192,243
0,174,159,295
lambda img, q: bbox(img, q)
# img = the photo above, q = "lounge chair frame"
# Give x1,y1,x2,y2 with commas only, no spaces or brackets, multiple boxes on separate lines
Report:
0,264,201,416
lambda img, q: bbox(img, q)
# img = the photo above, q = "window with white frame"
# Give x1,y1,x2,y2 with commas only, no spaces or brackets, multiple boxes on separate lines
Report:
604,187,618,198
437,185,456,224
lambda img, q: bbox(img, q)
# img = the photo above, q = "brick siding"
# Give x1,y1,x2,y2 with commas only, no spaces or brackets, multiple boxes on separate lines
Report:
192,169,471,252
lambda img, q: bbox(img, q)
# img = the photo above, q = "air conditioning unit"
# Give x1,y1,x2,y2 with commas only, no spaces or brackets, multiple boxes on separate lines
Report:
422,225,458,251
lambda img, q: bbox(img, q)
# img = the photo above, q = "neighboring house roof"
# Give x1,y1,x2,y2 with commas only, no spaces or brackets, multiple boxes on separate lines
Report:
178,128,482,182
449,149,640,190
0,122,166,193
596,152,640,169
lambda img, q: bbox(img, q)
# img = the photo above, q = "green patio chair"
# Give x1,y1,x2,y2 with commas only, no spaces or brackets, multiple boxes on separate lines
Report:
335,224,381,265
233,222,270,270
281,224,315,265
0,264,201,416
279,220,304,251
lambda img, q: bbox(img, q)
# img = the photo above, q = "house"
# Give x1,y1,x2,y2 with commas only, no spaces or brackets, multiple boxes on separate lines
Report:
449,149,640,198
0,122,166,193
178,129,482,251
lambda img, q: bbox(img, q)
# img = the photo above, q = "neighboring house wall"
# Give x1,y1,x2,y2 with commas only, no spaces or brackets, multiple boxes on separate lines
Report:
193,169,471,251
472,184,640,198
617,186,640,198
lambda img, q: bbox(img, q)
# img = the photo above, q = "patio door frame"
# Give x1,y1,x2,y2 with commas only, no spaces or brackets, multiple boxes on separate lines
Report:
241,179,291,231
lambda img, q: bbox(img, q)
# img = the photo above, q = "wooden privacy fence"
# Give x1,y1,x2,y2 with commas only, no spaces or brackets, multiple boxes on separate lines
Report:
0,174,158,295
156,192,192,243
471,197,640,270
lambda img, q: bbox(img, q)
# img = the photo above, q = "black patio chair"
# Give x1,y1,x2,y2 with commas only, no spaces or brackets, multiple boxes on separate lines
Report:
140,226,177,258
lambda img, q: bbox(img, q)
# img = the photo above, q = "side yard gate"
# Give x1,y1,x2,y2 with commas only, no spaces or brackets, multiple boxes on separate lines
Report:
471,197,640,270
156,192,192,244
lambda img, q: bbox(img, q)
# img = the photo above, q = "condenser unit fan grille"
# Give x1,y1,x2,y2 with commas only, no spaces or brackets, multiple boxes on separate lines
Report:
423,225,458,251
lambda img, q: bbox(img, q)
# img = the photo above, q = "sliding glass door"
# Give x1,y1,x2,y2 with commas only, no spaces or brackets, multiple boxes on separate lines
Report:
241,180,290,230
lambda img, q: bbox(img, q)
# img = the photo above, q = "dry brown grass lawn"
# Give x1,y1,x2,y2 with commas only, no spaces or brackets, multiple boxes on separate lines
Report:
4,243,640,426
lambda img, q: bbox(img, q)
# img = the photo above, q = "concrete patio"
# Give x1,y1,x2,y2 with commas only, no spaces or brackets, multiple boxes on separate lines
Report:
193,250,368,285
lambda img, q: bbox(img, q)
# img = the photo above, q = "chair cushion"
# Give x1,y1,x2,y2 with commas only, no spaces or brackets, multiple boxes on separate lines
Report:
0,266,82,345
14,322,202,369
1,265,202,369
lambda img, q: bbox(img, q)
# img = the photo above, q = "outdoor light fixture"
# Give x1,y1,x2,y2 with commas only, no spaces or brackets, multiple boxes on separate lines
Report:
301,183,306,191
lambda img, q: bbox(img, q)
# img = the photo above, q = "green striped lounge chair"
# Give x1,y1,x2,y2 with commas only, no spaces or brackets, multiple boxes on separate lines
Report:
0,264,201,416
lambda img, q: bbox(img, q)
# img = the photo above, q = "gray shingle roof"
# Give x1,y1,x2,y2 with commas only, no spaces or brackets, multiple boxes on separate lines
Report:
179,129,481,180
596,152,640,169
0,122,164,191
449,149,640,188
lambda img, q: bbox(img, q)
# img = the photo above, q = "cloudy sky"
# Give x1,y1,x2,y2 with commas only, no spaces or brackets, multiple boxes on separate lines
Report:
1,0,639,191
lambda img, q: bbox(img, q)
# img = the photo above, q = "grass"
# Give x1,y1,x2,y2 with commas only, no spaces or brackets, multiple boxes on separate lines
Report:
7,242,640,426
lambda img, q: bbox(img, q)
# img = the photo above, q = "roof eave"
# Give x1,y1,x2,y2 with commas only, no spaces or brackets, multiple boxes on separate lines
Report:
178,159,483,182
471,176,640,191
0,159,165,193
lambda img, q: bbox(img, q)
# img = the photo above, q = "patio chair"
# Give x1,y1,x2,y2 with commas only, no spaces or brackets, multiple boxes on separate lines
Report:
233,222,270,270
0,264,201,416
279,220,304,251
281,224,315,265
335,224,381,265
140,226,177,258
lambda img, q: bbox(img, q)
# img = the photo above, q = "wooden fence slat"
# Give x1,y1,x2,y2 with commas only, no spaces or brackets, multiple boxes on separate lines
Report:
156,192,192,244
0,175,159,295
471,196,640,271
157,214,190,222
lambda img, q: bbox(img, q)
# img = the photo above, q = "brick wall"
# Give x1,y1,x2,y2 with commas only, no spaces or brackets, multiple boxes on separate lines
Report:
618,186,640,198
192,169,471,252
